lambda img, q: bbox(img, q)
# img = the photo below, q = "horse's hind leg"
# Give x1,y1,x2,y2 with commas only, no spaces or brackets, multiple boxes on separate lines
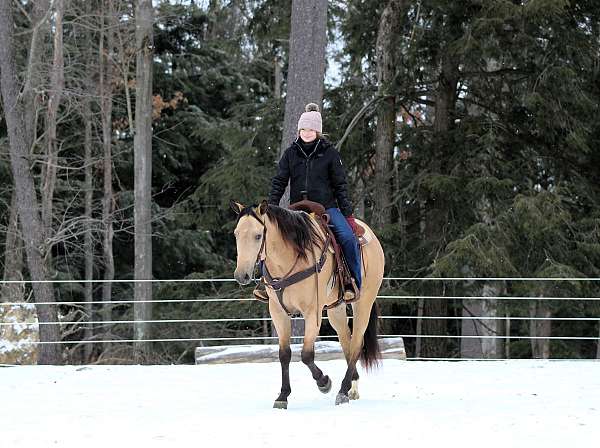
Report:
327,305,359,399
301,311,331,394
270,302,292,409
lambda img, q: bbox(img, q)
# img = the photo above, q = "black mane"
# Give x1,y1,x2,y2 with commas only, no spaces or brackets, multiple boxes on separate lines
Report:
266,205,324,260
238,204,324,259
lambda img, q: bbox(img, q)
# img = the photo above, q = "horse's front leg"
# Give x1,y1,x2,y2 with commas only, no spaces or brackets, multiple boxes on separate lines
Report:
301,311,332,394
270,300,292,409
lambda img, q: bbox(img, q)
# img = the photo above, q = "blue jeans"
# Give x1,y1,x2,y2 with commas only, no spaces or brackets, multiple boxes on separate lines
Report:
326,208,361,289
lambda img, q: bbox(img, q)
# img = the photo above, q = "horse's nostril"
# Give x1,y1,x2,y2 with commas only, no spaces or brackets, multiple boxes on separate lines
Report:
244,273,250,282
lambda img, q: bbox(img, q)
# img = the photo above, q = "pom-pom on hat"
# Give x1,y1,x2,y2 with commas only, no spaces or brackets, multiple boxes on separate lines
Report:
297,103,322,133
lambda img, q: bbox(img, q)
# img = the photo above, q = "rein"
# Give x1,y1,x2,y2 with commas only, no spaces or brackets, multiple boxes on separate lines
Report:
248,209,331,316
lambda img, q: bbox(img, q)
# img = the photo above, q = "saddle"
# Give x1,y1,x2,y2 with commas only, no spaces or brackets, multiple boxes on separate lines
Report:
289,200,367,240
289,200,366,307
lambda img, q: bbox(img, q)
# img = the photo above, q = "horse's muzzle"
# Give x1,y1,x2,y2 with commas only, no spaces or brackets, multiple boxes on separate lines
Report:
234,269,252,285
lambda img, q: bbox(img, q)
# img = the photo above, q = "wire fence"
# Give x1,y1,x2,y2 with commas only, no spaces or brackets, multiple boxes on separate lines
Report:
1,277,599,361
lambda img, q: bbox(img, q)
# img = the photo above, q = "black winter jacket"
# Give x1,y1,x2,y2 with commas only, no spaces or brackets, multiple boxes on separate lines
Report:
268,138,354,217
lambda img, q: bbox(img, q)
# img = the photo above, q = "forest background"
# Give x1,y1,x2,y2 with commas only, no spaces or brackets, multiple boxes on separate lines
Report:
1,0,599,364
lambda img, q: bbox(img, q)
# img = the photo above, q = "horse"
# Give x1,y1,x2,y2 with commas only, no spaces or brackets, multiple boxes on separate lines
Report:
231,200,385,407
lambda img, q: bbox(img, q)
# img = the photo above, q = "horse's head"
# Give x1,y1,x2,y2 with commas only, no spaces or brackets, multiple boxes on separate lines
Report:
230,200,268,285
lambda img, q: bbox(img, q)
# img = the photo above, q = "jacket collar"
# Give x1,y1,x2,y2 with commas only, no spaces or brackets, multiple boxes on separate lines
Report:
292,137,327,159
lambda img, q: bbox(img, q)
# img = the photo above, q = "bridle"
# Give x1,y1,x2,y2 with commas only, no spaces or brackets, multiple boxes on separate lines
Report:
244,208,331,316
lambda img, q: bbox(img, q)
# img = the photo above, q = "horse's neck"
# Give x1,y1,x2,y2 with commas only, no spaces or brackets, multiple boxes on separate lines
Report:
264,218,303,277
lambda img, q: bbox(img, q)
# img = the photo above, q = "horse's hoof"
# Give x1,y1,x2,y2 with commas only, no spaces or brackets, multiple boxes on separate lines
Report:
273,400,288,410
335,393,350,406
349,380,360,400
318,376,332,394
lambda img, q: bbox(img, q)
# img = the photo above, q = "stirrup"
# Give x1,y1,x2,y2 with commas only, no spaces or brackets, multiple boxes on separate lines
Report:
343,280,360,303
343,288,356,302
253,282,269,303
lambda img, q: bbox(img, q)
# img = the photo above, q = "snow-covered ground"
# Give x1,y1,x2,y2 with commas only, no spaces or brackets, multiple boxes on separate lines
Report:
1,359,599,447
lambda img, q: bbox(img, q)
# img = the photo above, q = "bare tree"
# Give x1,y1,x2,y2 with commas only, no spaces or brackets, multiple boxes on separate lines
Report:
2,0,51,304
82,91,94,361
1,192,24,303
82,0,97,361
23,0,52,145
133,0,154,361
98,0,116,354
41,0,65,242
0,0,60,364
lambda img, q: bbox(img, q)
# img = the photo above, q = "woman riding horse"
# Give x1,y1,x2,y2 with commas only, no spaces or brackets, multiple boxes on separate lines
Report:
254,103,362,303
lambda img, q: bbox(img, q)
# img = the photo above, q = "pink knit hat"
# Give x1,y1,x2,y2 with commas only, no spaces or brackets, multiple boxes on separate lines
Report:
297,103,322,133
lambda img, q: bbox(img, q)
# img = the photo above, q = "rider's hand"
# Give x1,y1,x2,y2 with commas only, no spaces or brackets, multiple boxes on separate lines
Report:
346,215,358,234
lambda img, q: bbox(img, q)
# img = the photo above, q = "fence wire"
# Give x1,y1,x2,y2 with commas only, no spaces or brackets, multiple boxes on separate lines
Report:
1,277,599,349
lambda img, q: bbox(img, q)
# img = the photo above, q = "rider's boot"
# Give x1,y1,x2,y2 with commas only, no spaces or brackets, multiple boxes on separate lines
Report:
343,278,360,303
253,280,269,303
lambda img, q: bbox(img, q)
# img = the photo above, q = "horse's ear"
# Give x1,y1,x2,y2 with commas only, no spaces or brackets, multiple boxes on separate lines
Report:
230,200,244,215
258,199,268,216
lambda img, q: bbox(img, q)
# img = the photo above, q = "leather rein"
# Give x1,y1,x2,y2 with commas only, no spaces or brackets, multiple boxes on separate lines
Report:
247,208,331,316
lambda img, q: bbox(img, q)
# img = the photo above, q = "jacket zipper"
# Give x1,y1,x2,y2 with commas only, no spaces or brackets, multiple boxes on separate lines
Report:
294,139,320,197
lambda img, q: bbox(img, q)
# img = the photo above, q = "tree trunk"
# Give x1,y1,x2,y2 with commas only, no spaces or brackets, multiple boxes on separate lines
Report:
1,192,24,303
273,55,282,99
276,0,327,340
354,171,365,219
83,91,94,362
133,0,154,361
421,50,460,358
529,300,551,359
23,0,51,146
99,0,116,354
116,21,134,134
372,0,404,230
279,0,328,157
415,297,424,357
597,323,600,359
460,59,504,359
41,0,65,241
2,0,51,306
461,282,505,359
433,51,460,135
0,0,61,364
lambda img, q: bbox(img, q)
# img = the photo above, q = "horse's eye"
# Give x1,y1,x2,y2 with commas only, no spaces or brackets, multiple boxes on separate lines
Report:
255,234,262,240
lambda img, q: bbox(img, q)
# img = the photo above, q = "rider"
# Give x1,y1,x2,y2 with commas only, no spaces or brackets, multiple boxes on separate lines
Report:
254,103,361,302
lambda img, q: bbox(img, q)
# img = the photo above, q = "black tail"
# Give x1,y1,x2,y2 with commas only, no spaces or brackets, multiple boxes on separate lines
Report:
360,303,381,370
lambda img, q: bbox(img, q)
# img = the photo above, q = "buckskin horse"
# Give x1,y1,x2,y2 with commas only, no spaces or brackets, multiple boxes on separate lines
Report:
231,200,385,408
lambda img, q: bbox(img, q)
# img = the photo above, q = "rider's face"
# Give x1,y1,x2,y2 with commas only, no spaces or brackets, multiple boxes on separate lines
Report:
299,128,317,142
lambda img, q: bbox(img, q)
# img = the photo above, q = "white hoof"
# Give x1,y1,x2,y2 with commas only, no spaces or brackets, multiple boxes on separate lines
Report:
349,380,360,400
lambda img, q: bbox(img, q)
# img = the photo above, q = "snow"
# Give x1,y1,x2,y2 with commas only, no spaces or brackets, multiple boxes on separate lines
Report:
1,359,599,447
